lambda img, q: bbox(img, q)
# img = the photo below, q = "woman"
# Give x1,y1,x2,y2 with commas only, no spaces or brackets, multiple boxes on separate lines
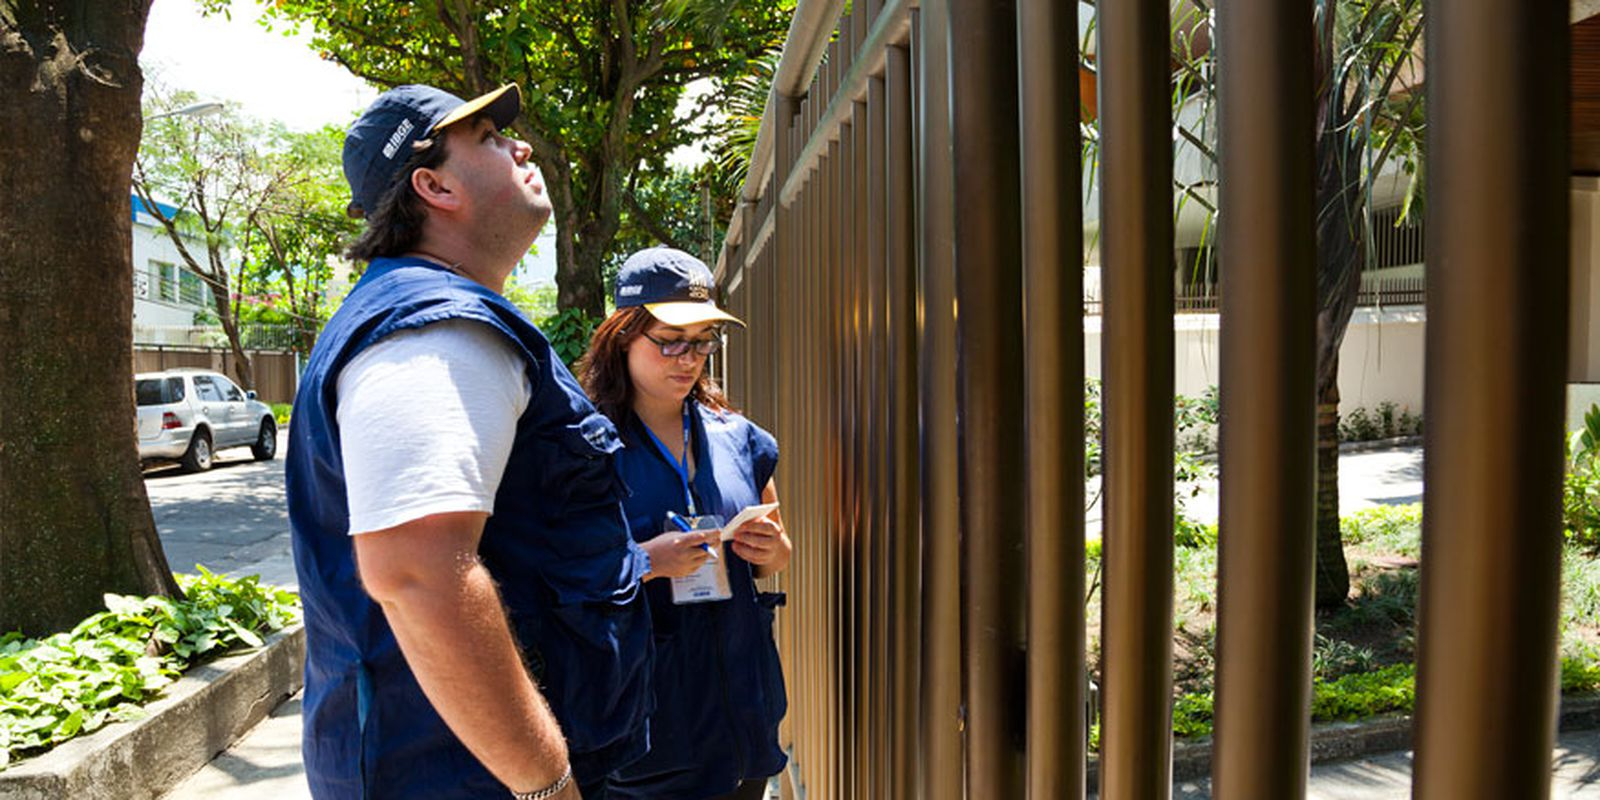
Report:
577,246,792,800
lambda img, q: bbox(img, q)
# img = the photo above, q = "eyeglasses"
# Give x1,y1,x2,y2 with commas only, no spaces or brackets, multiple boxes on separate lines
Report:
642,331,722,358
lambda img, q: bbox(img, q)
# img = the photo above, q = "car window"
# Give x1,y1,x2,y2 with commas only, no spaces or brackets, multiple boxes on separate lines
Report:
214,376,245,402
135,380,166,406
167,377,185,402
193,375,224,403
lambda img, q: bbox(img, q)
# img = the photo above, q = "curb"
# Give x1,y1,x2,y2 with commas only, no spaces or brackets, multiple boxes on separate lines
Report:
1087,692,1600,790
1338,435,1423,454
0,624,306,800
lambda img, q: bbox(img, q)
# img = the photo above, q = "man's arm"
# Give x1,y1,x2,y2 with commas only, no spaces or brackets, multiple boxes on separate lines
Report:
354,510,576,798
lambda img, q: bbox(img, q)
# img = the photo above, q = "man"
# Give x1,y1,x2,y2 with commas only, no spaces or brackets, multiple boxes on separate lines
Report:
286,84,654,800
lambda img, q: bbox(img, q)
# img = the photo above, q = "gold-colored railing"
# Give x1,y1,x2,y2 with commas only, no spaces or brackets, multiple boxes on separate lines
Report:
713,1,1570,797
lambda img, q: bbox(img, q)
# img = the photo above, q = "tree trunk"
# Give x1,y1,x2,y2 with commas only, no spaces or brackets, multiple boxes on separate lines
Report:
1309,0,1363,610
209,277,256,391
0,2,182,636
543,160,607,320
1314,382,1350,607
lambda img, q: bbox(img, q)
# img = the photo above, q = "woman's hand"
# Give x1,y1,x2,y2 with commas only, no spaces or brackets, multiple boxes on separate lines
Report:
730,515,791,577
640,530,718,580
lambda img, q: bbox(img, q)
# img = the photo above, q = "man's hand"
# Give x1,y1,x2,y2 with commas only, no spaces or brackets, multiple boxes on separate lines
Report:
354,511,571,795
640,529,719,580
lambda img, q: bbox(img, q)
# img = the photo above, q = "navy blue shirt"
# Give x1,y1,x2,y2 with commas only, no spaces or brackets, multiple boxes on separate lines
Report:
286,258,654,799
608,400,788,800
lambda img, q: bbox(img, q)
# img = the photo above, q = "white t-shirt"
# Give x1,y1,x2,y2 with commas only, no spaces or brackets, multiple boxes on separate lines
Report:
336,319,534,535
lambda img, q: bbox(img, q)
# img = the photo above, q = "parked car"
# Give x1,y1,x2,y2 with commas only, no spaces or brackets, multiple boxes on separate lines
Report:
135,369,277,472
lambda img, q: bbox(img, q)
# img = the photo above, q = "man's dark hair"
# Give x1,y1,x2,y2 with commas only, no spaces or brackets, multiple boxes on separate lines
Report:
345,136,451,263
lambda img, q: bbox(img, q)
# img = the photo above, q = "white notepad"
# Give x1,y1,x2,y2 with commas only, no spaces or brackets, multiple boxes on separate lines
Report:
718,502,782,541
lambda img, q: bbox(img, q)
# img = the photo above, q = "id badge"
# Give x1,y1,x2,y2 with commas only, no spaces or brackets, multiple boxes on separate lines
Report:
670,513,732,605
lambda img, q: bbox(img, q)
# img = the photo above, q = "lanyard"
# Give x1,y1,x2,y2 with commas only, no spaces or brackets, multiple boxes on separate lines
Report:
642,403,698,516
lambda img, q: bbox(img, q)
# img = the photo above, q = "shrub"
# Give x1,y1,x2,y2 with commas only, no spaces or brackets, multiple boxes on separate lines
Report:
1561,652,1600,694
1313,634,1377,681
1341,407,1381,442
536,307,599,368
1172,692,1215,739
1341,503,1423,552
1339,403,1422,443
1565,405,1600,551
270,403,292,426
1310,664,1415,722
0,570,300,769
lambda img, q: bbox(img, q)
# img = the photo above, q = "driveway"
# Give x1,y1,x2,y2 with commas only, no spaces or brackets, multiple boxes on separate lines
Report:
145,428,297,590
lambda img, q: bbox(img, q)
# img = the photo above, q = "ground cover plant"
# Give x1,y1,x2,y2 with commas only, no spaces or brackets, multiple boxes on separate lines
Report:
1086,500,1600,744
0,569,300,769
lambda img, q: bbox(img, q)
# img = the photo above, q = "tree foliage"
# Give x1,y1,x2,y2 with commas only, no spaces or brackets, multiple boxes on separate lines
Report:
135,93,358,369
228,0,794,319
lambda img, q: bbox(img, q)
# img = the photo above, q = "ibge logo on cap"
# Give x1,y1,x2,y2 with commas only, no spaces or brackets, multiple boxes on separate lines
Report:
687,275,711,301
382,119,415,160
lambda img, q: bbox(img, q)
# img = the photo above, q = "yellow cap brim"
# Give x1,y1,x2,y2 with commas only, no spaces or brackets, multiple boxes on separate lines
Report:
433,84,522,134
644,302,745,328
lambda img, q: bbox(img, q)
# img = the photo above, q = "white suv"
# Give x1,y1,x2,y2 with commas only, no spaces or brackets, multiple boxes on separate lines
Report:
135,369,277,472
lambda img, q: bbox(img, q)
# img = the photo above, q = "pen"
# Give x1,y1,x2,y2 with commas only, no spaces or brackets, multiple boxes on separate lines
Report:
666,510,717,561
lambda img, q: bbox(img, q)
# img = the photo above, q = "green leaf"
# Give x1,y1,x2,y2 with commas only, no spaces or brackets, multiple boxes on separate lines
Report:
225,621,264,649
0,672,28,694
53,710,84,740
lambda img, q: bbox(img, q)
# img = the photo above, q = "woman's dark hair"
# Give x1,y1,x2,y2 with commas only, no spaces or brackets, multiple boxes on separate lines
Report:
577,306,735,429
344,135,452,262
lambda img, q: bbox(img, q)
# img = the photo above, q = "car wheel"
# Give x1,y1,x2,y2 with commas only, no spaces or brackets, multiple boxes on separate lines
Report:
181,430,213,473
251,419,277,461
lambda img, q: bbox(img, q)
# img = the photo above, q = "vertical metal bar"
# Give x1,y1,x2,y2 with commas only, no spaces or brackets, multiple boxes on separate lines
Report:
844,102,863,800
1099,0,1176,793
885,40,921,798
1212,0,1317,796
867,71,892,800
1017,0,1085,796
947,0,1026,795
914,3,965,798
1414,2,1570,797
828,131,843,800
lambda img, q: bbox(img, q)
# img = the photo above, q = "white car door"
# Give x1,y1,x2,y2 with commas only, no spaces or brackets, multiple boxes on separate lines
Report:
190,375,235,446
213,375,251,447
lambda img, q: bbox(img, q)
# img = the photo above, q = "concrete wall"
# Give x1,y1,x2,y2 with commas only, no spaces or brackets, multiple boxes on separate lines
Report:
1085,306,1426,414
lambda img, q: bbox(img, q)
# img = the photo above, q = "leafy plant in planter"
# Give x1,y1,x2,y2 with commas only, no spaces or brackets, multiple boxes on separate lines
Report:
0,569,300,768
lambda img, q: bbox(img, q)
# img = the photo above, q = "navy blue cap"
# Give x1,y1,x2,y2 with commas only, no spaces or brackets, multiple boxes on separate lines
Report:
615,247,744,327
341,84,521,218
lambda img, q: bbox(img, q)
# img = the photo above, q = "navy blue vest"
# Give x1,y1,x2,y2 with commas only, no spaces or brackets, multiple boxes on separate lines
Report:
607,401,788,800
285,257,653,799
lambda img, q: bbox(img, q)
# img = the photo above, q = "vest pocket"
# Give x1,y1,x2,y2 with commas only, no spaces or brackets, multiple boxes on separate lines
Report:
545,413,627,515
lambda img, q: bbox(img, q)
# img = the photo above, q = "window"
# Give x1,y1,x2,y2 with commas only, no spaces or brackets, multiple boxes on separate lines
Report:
149,261,178,302
135,377,185,405
179,270,206,306
215,376,244,402
135,379,166,406
192,375,224,403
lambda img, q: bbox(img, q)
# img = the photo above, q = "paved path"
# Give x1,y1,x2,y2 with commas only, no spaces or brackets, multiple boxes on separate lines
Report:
154,442,1600,799
145,429,298,591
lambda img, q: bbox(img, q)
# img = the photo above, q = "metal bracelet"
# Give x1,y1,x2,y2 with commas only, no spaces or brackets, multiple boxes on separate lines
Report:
511,764,572,800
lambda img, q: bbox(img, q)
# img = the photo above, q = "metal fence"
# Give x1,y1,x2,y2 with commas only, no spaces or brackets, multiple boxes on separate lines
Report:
713,1,1570,798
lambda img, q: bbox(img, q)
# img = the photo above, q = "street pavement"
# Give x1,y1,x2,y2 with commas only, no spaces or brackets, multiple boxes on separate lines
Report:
150,440,1600,799
145,429,298,592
